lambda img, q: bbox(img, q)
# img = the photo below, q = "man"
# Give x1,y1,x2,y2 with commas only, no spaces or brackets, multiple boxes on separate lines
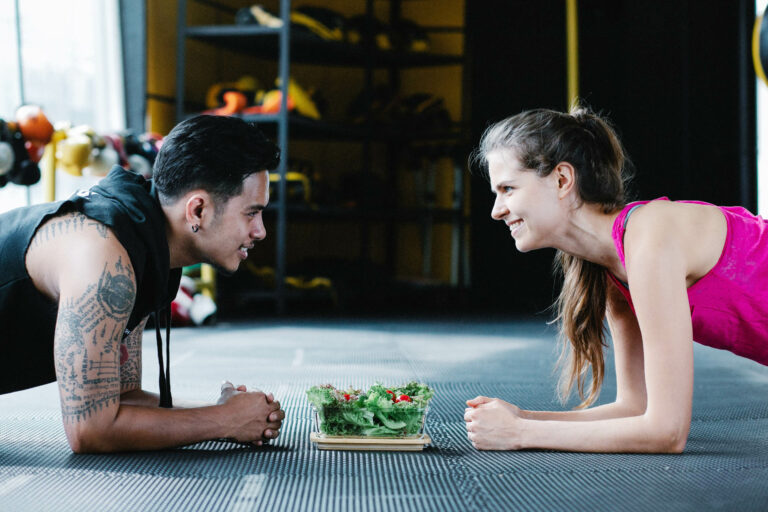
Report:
0,115,285,452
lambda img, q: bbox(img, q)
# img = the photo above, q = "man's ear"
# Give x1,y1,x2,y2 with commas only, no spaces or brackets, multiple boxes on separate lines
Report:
184,191,211,227
553,162,576,199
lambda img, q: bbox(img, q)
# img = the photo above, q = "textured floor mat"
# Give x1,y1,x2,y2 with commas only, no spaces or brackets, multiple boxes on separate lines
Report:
1,318,767,511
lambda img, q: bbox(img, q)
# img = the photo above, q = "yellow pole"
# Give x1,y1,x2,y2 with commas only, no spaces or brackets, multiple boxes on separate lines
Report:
566,0,579,108
753,16,768,87
200,264,216,299
42,136,59,202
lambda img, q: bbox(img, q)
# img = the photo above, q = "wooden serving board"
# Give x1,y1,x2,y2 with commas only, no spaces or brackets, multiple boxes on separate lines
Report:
309,432,432,451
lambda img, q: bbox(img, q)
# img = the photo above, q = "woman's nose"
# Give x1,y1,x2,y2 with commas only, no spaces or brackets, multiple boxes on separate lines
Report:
491,196,508,220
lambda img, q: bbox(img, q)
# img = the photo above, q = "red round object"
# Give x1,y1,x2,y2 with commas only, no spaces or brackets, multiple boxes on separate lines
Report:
343,393,351,401
16,105,54,144
397,394,411,402
25,141,45,163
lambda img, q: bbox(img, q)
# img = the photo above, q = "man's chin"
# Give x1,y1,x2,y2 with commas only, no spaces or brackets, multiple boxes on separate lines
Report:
204,259,237,277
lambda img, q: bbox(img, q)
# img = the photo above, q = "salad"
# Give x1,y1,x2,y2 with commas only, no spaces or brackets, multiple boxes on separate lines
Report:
307,382,435,437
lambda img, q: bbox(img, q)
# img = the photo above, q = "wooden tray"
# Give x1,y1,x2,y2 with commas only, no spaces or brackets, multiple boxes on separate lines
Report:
309,432,432,451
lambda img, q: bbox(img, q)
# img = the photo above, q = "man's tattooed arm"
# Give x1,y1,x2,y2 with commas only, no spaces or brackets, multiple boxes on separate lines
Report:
31,212,109,247
54,254,136,425
120,317,147,394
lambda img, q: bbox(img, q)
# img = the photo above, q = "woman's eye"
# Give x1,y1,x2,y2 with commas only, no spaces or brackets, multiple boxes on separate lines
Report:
503,186,514,193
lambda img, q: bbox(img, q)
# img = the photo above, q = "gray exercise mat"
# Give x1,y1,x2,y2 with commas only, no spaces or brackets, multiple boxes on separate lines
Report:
1,319,767,511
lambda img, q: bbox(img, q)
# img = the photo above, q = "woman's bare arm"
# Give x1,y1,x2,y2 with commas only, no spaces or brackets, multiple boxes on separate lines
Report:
466,206,694,452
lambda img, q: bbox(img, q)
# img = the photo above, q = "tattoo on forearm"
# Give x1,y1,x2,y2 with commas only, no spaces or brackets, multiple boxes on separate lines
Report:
32,212,109,247
55,257,136,422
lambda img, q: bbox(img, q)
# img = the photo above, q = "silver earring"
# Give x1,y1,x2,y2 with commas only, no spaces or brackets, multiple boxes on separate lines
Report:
192,224,199,233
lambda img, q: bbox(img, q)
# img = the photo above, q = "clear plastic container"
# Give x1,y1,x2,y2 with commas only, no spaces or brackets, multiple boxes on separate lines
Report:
312,403,429,439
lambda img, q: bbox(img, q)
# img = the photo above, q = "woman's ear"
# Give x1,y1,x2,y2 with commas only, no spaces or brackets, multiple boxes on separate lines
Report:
554,162,576,199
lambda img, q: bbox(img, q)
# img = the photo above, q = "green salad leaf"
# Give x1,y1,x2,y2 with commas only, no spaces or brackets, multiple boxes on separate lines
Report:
306,381,434,437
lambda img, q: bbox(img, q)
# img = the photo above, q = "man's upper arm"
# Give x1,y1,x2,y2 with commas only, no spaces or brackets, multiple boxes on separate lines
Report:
120,316,147,394
53,230,136,427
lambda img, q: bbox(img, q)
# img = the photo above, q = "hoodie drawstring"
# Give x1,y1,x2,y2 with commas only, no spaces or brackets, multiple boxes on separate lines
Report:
153,308,173,408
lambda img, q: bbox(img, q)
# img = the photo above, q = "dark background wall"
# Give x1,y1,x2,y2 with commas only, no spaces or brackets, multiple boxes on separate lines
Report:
465,0,756,314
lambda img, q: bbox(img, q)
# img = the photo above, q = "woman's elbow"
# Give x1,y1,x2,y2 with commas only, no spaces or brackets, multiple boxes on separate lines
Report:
647,418,690,453
663,428,688,454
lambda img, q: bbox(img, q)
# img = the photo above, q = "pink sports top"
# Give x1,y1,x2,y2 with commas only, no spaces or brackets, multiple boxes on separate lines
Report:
608,198,768,365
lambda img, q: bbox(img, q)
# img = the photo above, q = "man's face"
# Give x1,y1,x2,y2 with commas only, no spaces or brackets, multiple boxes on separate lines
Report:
202,171,269,274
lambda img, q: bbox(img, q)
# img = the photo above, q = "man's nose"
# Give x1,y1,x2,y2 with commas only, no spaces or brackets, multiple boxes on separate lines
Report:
252,215,266,240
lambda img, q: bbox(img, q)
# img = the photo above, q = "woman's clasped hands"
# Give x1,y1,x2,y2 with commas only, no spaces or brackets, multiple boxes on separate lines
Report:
464,396,526,450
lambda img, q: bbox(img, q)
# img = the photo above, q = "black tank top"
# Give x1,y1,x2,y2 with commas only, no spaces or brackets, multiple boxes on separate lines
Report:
0,166,181,396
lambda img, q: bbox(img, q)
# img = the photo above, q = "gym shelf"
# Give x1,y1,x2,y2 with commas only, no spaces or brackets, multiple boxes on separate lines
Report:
177,0,470,313
263,204,470,223
185,26,463,68
247,113,466,142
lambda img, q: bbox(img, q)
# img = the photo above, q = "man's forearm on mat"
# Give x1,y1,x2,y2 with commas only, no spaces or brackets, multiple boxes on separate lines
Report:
120,389,210,408
72,404,229,452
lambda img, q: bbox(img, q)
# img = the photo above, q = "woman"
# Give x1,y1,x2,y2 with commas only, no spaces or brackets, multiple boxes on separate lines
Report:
464,107,768,452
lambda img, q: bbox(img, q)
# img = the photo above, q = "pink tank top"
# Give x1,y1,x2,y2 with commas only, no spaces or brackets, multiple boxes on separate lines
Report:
608,198,768,365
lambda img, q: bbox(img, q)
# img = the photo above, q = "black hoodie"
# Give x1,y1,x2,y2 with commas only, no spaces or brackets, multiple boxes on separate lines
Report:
0,166,181,404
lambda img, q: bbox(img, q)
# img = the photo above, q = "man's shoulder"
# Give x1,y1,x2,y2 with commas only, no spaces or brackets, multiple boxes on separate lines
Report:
27,211,135,296
30,211,124,250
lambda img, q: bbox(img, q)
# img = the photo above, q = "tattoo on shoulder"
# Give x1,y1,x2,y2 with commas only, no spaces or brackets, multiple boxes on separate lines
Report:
32,212,110,247
55,258,136,423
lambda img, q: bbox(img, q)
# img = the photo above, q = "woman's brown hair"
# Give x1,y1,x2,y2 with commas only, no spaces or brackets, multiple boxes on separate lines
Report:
471,106,633,408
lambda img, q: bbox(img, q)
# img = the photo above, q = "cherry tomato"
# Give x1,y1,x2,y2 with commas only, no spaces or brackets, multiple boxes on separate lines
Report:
397,394,411,402
343,394,351,401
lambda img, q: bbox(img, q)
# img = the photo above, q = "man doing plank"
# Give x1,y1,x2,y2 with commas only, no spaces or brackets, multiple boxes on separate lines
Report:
0,115,285,452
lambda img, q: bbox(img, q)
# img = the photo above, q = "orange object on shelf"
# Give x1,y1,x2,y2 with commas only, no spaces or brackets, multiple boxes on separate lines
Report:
260,90,295,114
204,91,248,116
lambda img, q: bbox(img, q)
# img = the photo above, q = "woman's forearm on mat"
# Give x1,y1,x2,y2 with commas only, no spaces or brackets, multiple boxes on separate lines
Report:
519,400,645,421
518,413,688,453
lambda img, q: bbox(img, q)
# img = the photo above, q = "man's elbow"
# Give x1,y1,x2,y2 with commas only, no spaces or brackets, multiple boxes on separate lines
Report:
65,424,114,454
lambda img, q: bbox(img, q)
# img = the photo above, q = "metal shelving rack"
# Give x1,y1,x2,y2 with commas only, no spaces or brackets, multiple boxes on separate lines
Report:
175,0,469,313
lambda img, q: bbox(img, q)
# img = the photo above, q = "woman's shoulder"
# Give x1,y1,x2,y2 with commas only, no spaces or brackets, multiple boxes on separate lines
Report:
627,199,722,230
624,199,726,279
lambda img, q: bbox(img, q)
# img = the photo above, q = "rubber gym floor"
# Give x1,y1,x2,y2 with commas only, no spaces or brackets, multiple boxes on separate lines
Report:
1,317,767,511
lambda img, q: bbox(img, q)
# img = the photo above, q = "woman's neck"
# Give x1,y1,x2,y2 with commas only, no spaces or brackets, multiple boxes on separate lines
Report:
552,204,624,275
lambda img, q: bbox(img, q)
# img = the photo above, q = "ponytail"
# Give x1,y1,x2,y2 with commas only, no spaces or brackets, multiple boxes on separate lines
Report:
553,252,608,408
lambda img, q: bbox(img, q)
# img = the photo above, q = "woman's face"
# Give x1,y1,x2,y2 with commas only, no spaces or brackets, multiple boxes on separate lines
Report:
487,149,564,252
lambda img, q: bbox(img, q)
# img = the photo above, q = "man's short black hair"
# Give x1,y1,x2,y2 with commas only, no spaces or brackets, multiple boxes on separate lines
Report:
153,115,280,205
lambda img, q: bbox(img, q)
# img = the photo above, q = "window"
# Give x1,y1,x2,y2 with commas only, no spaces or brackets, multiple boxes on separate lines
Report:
0,0,125,212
